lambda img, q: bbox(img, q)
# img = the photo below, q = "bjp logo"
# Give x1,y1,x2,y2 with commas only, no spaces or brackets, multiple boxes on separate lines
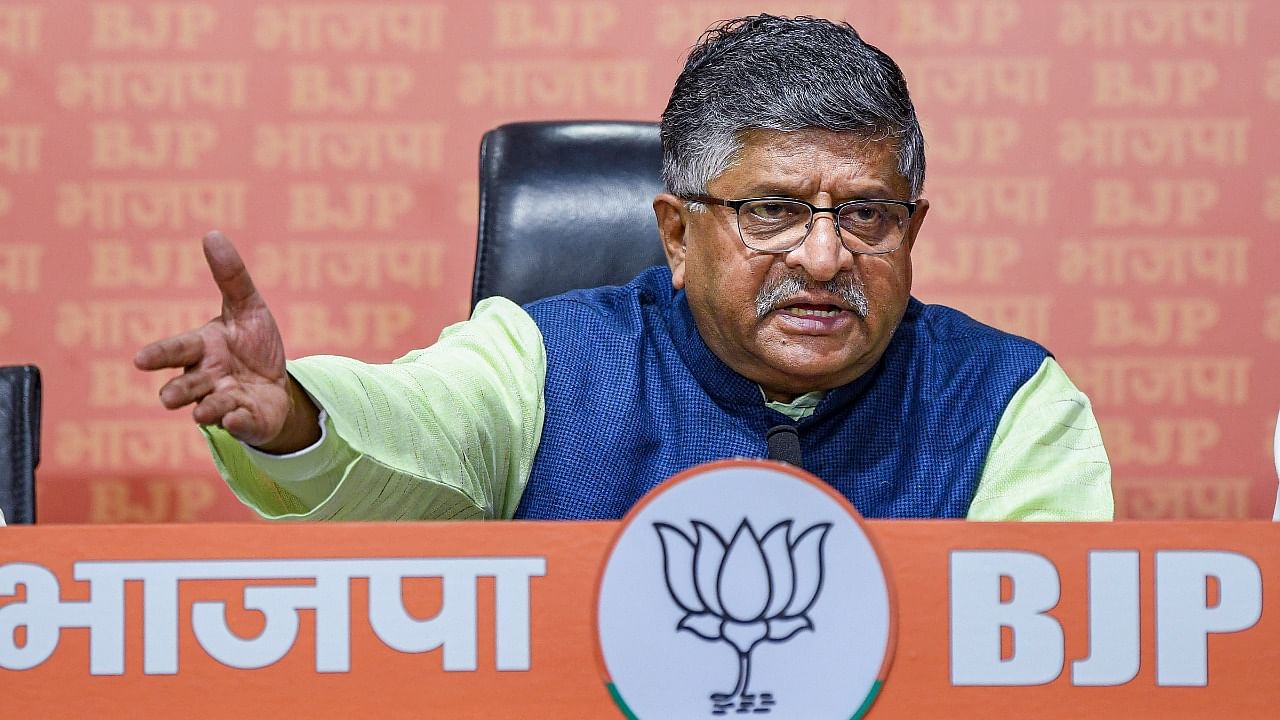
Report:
655,519,830,714
596,460,893,720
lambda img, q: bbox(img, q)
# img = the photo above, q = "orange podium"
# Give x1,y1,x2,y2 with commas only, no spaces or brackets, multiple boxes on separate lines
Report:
2,459,1276,719
3,519,1278,718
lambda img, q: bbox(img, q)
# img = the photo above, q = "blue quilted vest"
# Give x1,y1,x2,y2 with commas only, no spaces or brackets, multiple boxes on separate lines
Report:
515,267,1047,520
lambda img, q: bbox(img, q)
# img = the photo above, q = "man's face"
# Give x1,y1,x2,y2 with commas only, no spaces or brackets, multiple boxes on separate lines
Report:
654,128,929,402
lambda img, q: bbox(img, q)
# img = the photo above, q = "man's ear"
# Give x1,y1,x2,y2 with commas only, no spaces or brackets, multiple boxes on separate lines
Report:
901,197,929,253
653,193,688,289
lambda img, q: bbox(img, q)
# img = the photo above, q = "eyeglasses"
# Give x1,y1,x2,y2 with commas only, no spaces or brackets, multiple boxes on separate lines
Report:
682,194,918,255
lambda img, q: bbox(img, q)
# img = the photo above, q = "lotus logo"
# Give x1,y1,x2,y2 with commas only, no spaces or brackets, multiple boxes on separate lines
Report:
596,461,892,720
655,518,831,715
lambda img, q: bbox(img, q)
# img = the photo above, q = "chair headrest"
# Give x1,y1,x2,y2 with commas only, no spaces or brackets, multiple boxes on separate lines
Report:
472,121,669,309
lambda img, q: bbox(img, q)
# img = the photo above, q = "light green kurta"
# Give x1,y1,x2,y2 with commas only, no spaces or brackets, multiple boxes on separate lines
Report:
203,297,1114,522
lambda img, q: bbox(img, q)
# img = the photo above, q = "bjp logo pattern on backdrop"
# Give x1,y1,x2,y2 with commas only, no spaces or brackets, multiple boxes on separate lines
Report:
0,1,1275,522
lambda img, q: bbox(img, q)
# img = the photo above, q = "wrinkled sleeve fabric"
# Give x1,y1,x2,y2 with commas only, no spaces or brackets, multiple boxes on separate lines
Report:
966,357,1114,521
201,297,546,521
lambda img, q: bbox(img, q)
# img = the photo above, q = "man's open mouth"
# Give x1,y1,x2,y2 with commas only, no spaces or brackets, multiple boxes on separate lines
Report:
780,304,844,317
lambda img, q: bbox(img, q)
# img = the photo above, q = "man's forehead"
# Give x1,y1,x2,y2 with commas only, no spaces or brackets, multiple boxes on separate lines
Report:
714,127,907,197
734,127,898,165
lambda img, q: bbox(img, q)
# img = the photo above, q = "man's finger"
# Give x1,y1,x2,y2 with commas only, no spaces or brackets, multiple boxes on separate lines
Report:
203,230,260,313
220,407,262,444
134,331,205,371
158,370,216,410
192,391,239,427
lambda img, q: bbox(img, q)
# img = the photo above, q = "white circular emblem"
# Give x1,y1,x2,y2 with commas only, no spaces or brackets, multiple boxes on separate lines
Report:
596,459,895,719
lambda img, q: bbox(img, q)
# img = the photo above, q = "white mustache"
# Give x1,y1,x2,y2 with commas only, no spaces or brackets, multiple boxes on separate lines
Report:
755,273,870,319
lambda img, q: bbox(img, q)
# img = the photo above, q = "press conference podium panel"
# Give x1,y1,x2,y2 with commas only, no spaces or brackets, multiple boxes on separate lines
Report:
2,520,1276,719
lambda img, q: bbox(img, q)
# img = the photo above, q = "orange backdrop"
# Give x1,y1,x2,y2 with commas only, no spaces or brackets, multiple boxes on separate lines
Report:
0,0,1276,523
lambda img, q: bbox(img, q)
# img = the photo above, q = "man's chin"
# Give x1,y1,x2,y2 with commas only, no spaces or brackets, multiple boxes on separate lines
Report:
757,354,864,395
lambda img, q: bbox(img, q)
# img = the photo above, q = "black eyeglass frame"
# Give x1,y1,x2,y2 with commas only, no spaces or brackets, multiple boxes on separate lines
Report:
681,194,920,255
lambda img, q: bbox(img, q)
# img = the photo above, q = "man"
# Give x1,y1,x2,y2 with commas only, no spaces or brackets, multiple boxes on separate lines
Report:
136,15,1112,521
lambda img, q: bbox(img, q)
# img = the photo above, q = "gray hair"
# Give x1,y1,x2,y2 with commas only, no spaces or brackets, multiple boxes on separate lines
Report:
661,15,925,200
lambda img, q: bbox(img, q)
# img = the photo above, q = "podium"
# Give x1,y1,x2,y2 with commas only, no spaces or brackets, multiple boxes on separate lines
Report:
2,519,1277,719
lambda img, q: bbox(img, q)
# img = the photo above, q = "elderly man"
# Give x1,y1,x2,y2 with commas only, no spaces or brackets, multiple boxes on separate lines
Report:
136,15,1112,521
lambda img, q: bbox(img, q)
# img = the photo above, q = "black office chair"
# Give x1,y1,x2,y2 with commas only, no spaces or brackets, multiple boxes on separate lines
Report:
472,121,669,309
0,365,40,524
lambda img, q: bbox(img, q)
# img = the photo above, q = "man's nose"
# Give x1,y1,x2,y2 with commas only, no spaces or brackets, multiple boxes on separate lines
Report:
783,212,854,282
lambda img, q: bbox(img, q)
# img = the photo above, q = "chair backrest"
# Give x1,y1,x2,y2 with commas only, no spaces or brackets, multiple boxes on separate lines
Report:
0,365,40,524
472,121,669,309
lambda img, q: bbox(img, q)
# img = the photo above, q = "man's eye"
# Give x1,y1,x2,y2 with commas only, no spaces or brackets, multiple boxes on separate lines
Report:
841,205,892,229
751,202,796,219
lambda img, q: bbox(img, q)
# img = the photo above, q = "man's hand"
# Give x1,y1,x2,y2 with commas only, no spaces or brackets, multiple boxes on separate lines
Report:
134,231,320,453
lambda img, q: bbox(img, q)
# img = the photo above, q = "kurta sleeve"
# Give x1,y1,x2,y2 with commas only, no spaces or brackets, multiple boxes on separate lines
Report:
967,357,1114,521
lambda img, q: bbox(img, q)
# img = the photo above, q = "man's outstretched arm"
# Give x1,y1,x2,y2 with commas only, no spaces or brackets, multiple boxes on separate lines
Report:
137,231,545,521
202,300,546,521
